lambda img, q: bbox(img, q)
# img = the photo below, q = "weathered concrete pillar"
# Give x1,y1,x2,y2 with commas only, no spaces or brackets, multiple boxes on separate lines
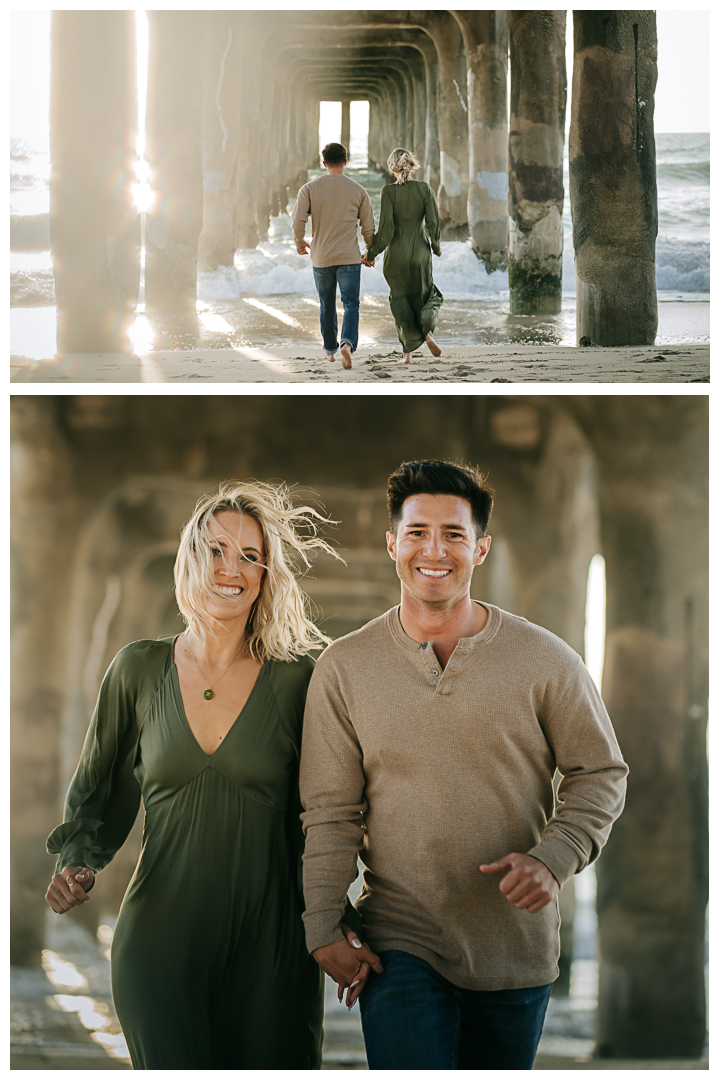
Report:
570,12,658,345
568,397,708,1058
508,12,566,312
422,51,441,192
50,11,139,353
420,13,470,238
476,399,602,1003
341,100,351,155
454,11,509,270
198,13,245,270
11,399,78,964
235,15,266,249
145,11,204,317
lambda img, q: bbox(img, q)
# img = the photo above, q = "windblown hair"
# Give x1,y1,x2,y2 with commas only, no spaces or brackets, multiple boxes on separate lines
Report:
174,480,341,661
387,147,421,184
387,460,494,537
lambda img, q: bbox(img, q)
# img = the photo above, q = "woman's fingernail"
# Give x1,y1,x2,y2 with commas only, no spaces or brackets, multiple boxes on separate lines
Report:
349,980,360,989
351,938,362,948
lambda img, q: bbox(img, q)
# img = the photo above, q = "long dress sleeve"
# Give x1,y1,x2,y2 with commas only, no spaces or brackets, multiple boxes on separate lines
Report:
47,645,143,875
366,186,395,261
423,184,442,255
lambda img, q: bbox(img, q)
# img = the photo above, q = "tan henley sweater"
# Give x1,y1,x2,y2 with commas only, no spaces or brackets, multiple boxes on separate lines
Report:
300,604,627,991
291,173,375,268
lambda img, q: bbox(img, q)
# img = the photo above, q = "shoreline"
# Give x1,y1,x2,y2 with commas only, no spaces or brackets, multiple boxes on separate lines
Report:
11,342,709,384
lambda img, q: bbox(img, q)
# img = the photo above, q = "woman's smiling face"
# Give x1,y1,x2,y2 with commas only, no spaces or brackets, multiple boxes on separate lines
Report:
201,511,266,626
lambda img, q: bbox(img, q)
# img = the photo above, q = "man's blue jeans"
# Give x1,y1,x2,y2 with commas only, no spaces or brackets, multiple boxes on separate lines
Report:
359,950,552,1070
312,263,361,354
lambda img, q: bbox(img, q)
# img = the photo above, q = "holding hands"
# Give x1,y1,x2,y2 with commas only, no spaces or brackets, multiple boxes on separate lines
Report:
45,866,95,914
361,253,375,267
313,923,384,1009
480,852,559,914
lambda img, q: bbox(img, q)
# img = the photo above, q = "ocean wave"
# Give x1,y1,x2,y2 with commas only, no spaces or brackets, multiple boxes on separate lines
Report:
655,239,709,292
198,239,511,301
11,269,56,306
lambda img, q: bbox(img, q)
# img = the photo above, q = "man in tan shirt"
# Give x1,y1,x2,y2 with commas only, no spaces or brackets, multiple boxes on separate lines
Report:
300,459,627,1070
292,142,374,369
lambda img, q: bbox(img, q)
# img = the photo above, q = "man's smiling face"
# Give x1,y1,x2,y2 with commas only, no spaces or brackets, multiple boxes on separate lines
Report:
386,493,491,609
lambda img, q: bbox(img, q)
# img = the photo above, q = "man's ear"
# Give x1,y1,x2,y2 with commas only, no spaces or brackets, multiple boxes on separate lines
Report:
474,535,491,566
386,531,397,561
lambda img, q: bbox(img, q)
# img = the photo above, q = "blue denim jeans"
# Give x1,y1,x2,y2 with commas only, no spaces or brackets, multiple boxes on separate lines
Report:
312,263,361,354
359,950,552,1070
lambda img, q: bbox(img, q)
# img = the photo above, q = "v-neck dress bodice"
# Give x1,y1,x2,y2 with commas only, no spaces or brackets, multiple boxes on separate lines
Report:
47,638,327,1069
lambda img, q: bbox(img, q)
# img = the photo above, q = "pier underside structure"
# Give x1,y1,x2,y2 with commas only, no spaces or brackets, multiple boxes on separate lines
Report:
49,10,659,354
11,396,707,1060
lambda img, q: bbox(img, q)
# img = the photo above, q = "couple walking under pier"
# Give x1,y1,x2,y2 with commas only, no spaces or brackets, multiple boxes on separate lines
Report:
292,142,444,367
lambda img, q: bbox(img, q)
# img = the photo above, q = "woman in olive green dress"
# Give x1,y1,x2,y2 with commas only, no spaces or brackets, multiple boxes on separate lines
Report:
365,147,444,364
45,481,365,1069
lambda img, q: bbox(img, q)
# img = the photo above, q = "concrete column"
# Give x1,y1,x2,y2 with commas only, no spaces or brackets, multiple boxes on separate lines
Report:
235,15,266,249
570,11,658,345
507,12,566,312
11,399,78,964
198,14,245,270
341,100,351,155
50,11,139,354
145,11,204,317
454,11,509,270
423,52,441,192
568,397,708,1058
421,13,470,238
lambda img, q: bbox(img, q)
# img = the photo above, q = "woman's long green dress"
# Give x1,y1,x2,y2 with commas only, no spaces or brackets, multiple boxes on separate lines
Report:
47,638,352,1070
366,180,444,352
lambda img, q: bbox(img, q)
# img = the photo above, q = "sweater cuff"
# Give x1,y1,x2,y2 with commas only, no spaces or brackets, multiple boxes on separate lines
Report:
526,837,583,888
302,910,347,955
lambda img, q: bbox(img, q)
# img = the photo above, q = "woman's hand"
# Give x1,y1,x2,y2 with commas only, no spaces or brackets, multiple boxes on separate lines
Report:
312,922,384,1009
361,253,375,267
45,866,94,914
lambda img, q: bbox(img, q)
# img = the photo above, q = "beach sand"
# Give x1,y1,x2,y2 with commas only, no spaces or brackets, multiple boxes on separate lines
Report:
11,342,709,384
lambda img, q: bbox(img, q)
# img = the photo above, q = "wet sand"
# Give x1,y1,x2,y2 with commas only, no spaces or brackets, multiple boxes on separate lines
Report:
11,342,709,384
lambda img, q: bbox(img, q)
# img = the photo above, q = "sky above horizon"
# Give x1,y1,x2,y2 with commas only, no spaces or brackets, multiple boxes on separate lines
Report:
10,10,711,143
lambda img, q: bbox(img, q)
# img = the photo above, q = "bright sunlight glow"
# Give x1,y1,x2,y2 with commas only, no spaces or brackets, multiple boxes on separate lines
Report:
584,554,607,691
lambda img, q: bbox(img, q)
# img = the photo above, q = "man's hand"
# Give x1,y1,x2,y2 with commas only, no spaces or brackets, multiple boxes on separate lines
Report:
313,923,384,1009
296,241,310,256
480,853,559,914
45,867,94,914
361,253,374,267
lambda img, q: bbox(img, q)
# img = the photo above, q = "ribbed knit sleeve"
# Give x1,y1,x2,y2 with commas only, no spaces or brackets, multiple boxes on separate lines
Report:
299,653,367,954
526,657,628,886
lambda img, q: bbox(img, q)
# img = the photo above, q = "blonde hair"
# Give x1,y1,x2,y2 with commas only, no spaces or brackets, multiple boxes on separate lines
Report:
174,480,341,661
387,147,421,184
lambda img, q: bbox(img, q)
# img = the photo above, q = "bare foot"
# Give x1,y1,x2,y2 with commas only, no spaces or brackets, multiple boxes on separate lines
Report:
340,344,353,369
425,332,441,357
401,352,412,364
325,351,336,362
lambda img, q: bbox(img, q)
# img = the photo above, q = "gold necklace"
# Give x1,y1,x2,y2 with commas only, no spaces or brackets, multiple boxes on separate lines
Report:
184,633,244,701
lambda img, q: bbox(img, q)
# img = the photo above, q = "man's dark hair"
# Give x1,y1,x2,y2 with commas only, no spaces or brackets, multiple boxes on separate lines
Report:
322,142,348,166
387,460,494,537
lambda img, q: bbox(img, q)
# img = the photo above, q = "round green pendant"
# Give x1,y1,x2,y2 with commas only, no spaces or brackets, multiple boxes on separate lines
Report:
203,689,214,701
